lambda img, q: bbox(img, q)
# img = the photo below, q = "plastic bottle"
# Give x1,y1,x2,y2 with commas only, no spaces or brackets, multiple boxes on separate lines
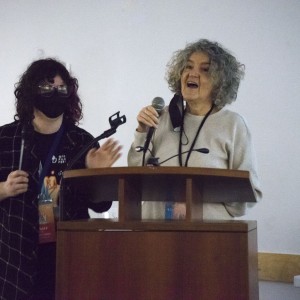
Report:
165,202,173,220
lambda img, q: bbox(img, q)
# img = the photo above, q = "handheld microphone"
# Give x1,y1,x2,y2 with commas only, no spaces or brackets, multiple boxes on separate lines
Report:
18,128,25,170
18,123,32,170
142,97,165,166
151,96,165,114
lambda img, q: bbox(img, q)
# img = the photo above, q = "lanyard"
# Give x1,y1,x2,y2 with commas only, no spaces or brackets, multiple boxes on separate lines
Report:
38,124,65,191
178,104,214,167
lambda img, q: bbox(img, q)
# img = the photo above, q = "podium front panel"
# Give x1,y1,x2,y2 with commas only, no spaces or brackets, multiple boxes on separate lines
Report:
56,220,258,300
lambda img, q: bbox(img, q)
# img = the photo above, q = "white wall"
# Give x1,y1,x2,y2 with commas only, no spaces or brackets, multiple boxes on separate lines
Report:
1,0,299,254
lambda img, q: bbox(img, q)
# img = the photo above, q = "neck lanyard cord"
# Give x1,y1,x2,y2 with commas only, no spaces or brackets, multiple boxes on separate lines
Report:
179,104,214,167
38,124,65,190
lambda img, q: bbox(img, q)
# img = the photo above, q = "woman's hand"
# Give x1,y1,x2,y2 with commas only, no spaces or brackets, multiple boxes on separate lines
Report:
0,170,29,201
136,105,159,133
85,138,122,168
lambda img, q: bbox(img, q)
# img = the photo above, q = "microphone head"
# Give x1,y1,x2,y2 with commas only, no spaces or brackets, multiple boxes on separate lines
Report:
152,97,165,114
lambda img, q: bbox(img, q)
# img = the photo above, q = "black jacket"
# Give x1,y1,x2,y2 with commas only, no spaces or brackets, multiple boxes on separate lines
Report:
0,120,111,299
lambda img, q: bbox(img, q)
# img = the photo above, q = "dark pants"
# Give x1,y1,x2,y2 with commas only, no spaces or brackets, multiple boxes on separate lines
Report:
31,242,56,300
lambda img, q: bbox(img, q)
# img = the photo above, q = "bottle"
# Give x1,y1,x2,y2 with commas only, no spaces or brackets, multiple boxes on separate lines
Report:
165,202,174,220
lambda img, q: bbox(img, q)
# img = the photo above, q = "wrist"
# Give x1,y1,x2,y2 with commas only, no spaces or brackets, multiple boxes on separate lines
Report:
0,182,8,201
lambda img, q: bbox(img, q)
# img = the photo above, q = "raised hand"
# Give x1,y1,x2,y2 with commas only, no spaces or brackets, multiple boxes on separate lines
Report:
85,138,122,168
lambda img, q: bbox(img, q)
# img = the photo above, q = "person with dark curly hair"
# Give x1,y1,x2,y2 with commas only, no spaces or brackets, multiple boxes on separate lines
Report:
128,39,262,220
0,58,122,299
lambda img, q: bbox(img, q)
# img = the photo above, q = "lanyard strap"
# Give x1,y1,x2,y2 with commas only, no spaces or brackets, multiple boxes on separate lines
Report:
38,124,65,191
178,104,214,167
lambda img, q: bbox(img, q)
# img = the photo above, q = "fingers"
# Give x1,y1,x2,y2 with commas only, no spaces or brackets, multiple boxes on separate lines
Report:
4,170,29,197
87,148,97,155
85,139,123,168
137,105,159,132
110,144,122,163
101,139,123,166
101,138,120,151
10,170,29,178
8,170,29,185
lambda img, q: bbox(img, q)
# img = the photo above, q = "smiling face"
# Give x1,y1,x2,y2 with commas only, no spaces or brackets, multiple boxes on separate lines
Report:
180,52,214,111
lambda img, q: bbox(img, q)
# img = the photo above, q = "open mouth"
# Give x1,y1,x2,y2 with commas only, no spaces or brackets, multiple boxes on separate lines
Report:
187,81,199,88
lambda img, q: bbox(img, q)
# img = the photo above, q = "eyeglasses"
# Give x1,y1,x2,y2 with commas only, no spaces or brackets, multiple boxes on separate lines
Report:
37,84,73,98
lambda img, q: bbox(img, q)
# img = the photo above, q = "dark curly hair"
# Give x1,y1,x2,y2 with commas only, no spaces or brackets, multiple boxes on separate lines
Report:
14,58,83,125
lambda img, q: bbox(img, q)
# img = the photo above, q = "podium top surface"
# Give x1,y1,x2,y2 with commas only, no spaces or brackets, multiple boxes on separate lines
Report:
57,219,257,233
63,166,251,179
61,166,257,204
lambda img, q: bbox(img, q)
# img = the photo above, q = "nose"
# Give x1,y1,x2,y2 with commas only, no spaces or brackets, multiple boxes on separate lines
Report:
189,69,199,78
188,66,200,77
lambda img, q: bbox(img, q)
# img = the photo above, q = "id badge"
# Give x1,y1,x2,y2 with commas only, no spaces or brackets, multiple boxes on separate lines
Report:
38,197,56,244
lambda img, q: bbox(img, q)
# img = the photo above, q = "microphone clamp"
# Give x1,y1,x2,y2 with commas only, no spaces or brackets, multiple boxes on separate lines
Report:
109,111,126,129
135,146,145,152
146,157,159,166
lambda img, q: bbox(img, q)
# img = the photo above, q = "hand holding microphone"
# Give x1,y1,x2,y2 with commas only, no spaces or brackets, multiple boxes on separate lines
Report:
0,170,29,201
136,97,165,133
137,97,165,166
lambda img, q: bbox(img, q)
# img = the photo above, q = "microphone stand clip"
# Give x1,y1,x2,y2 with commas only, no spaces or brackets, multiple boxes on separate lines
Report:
66,111,126,171
98,111,126,140
60,111,126,221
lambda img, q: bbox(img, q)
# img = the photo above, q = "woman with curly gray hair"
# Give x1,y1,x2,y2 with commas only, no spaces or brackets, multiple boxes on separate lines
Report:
128,39,262,220
166,39,244,108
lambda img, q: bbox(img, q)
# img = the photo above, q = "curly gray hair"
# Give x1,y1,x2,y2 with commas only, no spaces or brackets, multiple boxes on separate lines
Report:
165,39,245,107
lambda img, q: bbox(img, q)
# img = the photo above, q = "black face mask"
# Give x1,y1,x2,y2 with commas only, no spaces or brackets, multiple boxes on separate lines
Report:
34,95,69,118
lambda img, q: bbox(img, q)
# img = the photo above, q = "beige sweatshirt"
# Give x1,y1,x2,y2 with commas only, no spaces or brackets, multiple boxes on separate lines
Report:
127,106,262,220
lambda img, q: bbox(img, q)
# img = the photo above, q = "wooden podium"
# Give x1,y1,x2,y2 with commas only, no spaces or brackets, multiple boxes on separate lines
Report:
56,167,258,300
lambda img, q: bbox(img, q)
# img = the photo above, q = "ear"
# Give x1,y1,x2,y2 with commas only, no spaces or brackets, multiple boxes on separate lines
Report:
169,94,183,131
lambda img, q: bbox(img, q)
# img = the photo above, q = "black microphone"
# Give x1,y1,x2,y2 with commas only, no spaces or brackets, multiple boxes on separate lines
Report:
142,97,165,166
145,148,210,166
